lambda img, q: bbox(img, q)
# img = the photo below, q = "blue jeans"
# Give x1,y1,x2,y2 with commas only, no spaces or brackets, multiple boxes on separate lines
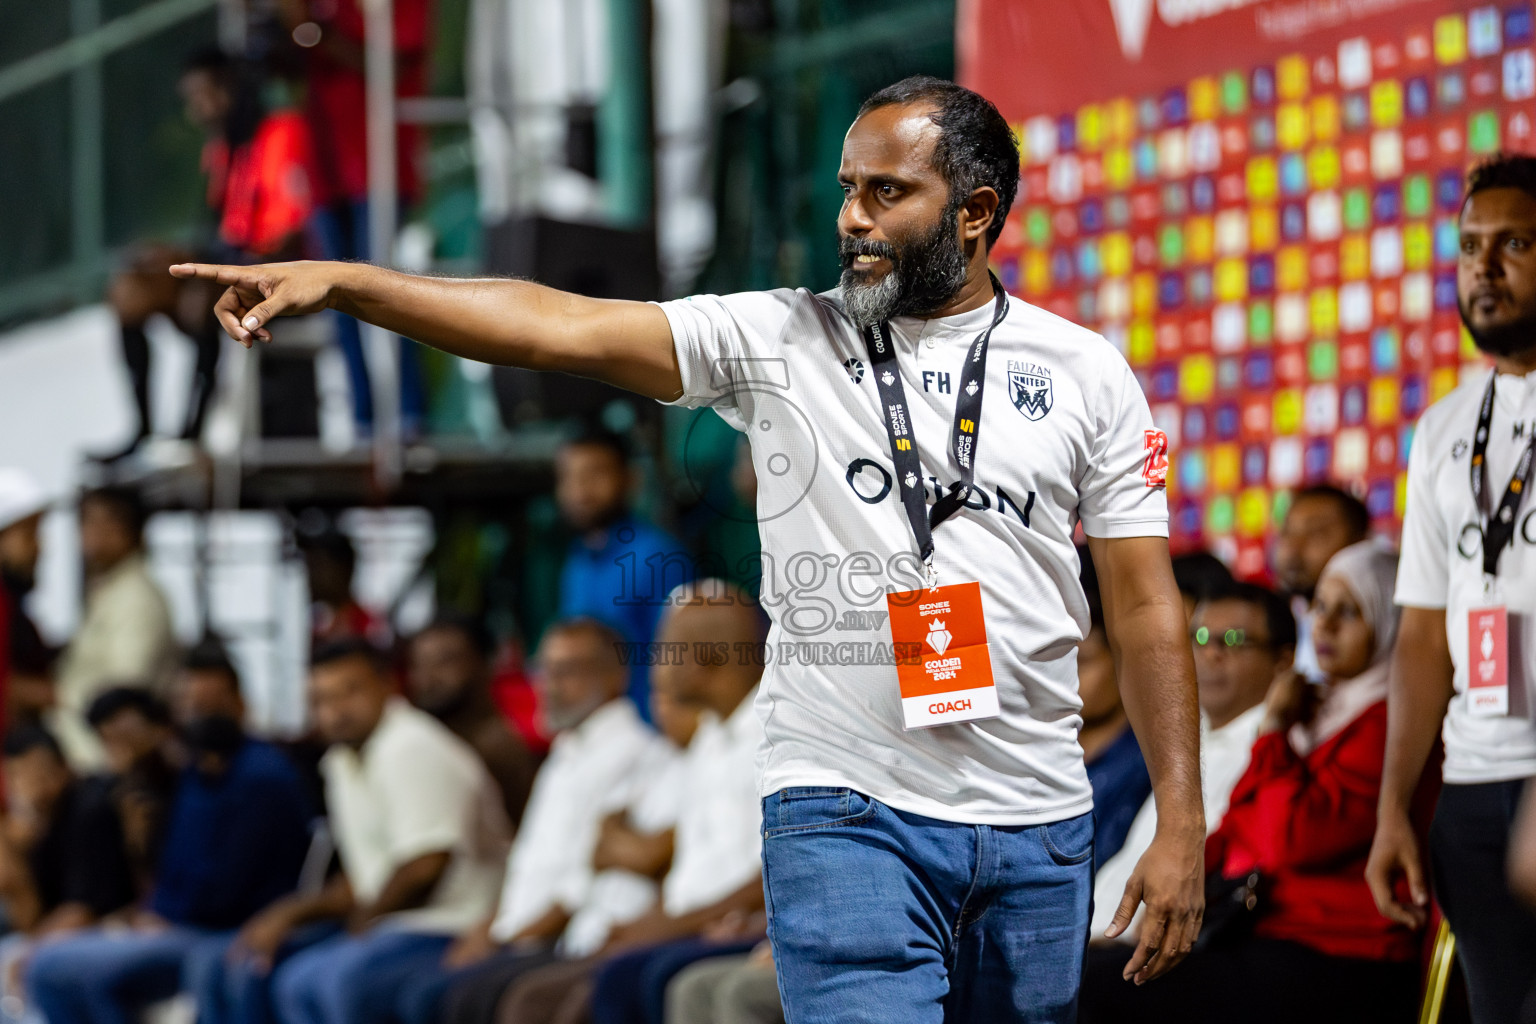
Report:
270,929,452,1024
588,937,760,1024
761,788,1094,1024
25,926,232,1024
186,922,342,1024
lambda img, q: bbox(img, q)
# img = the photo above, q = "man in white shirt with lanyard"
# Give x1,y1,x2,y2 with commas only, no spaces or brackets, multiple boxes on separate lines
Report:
1366,154,1536,1024
169,75,1205,1024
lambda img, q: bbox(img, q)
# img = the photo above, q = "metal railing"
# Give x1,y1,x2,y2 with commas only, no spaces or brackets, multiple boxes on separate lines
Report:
0,0,224,326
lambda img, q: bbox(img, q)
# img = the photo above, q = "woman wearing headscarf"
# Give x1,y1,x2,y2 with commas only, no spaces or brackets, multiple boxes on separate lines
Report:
1081,541,1430,1024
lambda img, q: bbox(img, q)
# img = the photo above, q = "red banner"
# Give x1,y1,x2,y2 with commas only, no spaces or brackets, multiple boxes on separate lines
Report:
959,0,1532,574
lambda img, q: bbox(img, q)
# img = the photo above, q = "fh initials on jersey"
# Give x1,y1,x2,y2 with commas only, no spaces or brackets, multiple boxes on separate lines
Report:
921,371,952,394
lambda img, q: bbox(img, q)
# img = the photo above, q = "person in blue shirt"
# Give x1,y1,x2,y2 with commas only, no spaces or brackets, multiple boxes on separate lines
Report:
1078,560,1154,869
25,648,314,1024
554,427,694,718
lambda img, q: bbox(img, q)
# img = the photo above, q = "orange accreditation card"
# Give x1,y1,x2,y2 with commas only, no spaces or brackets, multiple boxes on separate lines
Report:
885,580,1000,730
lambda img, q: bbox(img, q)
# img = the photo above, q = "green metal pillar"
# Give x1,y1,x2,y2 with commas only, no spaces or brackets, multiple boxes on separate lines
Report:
70,0,103,306
599,0,653,228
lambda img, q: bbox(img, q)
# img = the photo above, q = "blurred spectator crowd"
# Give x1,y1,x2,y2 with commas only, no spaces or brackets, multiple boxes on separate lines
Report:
6,407,1536,1023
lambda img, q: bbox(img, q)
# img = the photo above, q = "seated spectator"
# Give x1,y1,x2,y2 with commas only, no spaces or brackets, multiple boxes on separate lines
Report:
1273,484,1369,681
0,726,138,1024
84,687,178,890
555,427,695,718
407,615,537,828
53,487,178,768
25,652,313,1024
389,618,678,1024
1080,542,1423,1024
204,639,510,1024
1077,565,1153,868
489,581,766,1024
0,469,51,734
1090,581,1296,941
0,725,136,933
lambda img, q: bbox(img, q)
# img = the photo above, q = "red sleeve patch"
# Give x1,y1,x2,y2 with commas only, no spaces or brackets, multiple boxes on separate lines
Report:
1142,429,1169,488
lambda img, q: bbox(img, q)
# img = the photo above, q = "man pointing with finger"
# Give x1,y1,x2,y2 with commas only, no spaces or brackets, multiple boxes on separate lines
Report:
174,77,1204,1023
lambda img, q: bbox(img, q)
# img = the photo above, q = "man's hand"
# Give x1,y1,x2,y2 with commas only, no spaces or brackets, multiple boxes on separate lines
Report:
170,262,335,347
443,918,500,970
229,905,296,974
1365,808,1430,929
1105,825,1205,985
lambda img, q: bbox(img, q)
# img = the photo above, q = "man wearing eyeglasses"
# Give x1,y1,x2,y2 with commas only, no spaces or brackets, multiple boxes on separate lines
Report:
1089,580,1297,943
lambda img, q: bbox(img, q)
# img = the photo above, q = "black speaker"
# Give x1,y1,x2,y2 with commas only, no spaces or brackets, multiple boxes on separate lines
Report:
259,350,320,438
482,216,662,425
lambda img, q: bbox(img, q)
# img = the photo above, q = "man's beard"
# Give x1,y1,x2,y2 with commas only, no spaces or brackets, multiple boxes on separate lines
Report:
838,201,970,328
1458,298,1536,359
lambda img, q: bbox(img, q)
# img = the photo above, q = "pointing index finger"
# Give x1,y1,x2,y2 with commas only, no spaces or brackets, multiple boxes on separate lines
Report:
168,262,255,287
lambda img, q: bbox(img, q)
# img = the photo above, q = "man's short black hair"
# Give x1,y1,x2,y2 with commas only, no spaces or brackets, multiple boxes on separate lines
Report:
1200,580,1298,651
1290,483,1371,541
86,686,172,731
1172,552,1235,606
80,486,147,545
183,637,242,695
3,724,63,761
416,613,494,659
310,636,390,673
857,76,1020,247
1464,152,1536,208
560,424,631,466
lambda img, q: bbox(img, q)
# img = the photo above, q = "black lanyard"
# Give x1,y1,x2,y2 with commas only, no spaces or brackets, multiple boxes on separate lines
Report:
1470,370,1536,579
862,275,1009,586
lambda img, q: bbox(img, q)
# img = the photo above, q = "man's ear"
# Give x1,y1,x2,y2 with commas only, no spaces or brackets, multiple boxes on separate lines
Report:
959,186,1001,243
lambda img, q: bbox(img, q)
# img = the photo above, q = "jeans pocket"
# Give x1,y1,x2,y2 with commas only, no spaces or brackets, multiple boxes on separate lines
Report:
763,787,877,837
1038,812,1095,866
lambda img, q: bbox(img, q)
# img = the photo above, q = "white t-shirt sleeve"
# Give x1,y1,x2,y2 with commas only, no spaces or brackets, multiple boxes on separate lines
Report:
1078,355,1169,538
1396,413,1450,609
378,731,479,863
654,290,801,427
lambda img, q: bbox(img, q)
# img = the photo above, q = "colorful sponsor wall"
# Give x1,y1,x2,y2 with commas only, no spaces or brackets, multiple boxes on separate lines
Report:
959,0,1530,575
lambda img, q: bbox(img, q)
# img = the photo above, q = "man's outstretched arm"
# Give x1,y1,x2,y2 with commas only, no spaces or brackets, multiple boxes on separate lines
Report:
169,261,684,401
1088,533,1206,985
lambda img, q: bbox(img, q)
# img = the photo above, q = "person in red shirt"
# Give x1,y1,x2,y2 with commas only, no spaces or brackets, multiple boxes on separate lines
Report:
100,49,316,461
1080,541,1425,1024
274,0,430,438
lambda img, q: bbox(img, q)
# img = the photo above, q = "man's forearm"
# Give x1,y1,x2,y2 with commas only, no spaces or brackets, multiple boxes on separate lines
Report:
270,873,355,928
1113,600,1205,833
1379,611,1454,817
357,851,452,924
325,264,679,398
